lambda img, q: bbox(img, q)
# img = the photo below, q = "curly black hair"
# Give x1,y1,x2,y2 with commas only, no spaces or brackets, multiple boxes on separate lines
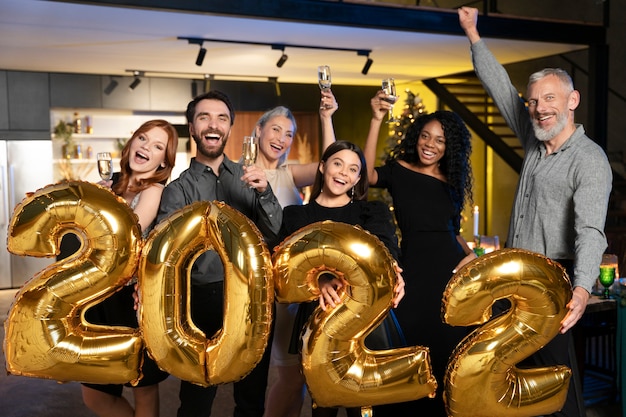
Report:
386,110,473,216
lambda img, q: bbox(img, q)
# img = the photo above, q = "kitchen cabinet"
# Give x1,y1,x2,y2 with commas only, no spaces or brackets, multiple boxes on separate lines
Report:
0,71,8,130
50,73,102,108
7,71,50,132
149,78,194,112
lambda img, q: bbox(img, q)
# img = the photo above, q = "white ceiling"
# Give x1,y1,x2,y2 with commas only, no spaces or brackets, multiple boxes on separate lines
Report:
0,0,587,87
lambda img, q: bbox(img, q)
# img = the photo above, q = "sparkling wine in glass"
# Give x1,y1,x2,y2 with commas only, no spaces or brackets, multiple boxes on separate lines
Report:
242,136,258,167
318,65,331,91
382,78,399,123
97,152,113,181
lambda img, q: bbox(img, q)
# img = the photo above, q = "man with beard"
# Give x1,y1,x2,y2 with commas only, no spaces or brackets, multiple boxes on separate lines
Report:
459,7,611,417
157,90,282,417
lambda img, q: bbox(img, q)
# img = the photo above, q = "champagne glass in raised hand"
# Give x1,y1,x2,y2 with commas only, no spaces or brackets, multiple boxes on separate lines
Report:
97,152,113,181
318,65,333,110
382,77,399,123
318,65,331,91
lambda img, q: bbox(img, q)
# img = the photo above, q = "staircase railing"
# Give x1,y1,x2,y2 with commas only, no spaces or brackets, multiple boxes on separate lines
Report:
422,77,523,173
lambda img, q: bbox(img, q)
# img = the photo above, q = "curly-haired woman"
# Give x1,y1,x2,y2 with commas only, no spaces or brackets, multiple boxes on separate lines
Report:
361,92,476,417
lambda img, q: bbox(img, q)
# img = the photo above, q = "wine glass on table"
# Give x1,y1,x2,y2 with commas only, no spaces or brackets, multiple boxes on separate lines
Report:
97,152,113,181
598,265,616,299
318,65,333,109
382,77,399,123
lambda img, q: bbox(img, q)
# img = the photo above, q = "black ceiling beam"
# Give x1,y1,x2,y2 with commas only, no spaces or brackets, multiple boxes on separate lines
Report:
49,0,605,46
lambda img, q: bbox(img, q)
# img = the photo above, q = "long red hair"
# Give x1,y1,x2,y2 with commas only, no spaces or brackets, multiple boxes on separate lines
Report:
112,119,178,195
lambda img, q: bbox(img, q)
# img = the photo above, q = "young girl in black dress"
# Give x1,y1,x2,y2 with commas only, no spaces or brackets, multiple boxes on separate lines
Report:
277,140,405,417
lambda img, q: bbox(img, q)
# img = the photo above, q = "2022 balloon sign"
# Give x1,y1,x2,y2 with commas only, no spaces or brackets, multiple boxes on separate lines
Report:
4,182,572,416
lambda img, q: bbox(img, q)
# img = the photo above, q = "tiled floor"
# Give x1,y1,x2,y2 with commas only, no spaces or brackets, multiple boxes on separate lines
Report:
0,288,621,416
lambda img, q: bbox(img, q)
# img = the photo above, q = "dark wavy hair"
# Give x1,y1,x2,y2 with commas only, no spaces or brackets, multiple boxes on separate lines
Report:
386,111,473,215
310,140,369,202
186,90,235,126
112,119,178,195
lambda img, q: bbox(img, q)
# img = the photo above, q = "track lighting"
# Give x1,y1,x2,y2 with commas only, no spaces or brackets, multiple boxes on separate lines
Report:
358,50,373,75
129,71,143,90
272,45,288,68
180,37,372,74
195,46,207,66
103,77,118,95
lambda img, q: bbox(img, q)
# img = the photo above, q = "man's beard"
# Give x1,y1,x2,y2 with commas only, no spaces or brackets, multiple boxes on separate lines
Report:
532,112,568,142
193,131,227,159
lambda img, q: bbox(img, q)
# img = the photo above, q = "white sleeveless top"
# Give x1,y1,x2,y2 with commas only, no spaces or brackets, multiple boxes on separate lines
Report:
265,164,302,208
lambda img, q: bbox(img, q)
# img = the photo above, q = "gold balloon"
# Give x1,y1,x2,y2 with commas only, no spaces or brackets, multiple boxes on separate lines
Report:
4,181,143,384
273,221,436,408
442,248,573,417
139,201,273,386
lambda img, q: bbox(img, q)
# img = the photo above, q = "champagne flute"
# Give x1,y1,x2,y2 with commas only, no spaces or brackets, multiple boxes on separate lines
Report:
318,65,331,91
318,65,333,110
242,136,258,167
97,152,113,181
241,136,258,188
382,78,399,123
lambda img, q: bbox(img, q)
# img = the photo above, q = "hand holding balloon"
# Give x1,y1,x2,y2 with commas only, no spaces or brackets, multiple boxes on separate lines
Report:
442,248,573,417
273,221,436,408
5,181,143,384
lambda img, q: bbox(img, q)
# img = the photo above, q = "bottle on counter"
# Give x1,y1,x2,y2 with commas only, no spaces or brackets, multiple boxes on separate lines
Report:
73,112,82,134
74,144,82,159
85,115,93,134
86,146,93,159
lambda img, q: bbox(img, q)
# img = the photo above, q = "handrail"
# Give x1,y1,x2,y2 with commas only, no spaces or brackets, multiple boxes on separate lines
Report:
422,78,523,173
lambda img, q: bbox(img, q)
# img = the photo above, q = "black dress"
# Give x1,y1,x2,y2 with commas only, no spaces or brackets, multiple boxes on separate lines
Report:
373,162,468,417
81,173,168,396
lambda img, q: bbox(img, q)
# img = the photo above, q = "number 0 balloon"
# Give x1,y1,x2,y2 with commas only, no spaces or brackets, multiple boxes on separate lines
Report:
139,201,274,386
442,248,572,417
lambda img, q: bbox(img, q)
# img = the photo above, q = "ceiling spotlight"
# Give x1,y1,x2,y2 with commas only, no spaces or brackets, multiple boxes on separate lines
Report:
362,57,373,75
129,71,142,90
196,46,207,66
358,50,373,75
129,78,141,90
276,53,288,68
104,77,118,95
272,45,288,68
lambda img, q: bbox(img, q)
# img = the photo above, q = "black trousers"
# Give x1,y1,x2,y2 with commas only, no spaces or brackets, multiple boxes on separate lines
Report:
177,282,272,417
